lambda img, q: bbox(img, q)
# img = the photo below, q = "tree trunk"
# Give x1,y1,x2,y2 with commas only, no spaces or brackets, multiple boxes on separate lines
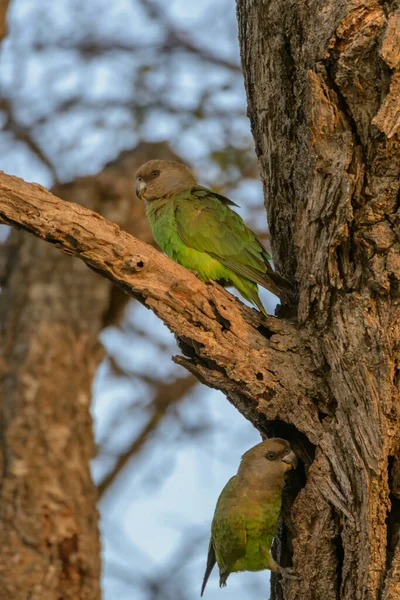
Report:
237,1,400,599
0,4,399,598
0,142,178,600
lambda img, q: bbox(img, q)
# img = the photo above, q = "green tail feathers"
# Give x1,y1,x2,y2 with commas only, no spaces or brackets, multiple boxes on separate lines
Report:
230,274,269,317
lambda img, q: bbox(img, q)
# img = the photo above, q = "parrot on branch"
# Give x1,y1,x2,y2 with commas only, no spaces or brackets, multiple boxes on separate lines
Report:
135,160,292,316
200,438,298,595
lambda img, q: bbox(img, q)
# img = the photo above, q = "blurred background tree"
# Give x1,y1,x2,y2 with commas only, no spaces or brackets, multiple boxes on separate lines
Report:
0,1,276,598
2,1,399,599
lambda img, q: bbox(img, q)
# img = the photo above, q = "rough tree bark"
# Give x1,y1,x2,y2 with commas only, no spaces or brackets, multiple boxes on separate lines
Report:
0,4,398,600
0,167,359,596
0,142,180,600
237,1,400,599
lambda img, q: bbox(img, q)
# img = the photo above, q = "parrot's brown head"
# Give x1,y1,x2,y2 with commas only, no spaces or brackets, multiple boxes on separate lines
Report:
135,159,196,203
238,438,297,485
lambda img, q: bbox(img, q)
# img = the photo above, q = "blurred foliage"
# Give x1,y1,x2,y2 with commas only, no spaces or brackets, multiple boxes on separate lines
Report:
0,1,269,599
0,0,259,189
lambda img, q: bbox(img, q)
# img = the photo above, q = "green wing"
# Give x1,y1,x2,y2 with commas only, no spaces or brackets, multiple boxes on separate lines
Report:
212,516,247,576
202,475,247,595
211,476,247,581
174,187,275,289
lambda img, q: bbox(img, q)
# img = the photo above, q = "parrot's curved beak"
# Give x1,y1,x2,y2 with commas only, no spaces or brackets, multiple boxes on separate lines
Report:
135,179,147,200
282,450,298,470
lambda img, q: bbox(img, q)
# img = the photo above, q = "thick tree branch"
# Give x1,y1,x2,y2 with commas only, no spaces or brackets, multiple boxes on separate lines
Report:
0,170,323,442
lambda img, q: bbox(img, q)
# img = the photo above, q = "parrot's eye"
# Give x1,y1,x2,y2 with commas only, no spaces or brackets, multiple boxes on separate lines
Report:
152,170,160,178
137,176,142,182
266,451,277,460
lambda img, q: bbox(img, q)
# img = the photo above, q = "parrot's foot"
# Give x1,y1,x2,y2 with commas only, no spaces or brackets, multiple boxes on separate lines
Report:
188,268,200,277
277,566,299,582
270,559,298,582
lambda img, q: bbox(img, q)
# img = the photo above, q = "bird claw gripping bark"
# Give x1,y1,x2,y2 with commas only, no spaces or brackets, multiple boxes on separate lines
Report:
277,565,299,582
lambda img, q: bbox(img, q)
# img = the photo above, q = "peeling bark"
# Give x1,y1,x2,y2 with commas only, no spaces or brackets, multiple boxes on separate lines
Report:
237,1,400,599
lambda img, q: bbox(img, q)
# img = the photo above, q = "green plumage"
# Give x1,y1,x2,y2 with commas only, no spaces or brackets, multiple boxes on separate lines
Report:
200,438,298,595
135,159,291,315
210,475,282,574
146,188,283,315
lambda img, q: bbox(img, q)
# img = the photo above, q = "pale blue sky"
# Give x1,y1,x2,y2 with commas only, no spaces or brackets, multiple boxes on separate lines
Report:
0,1,277,598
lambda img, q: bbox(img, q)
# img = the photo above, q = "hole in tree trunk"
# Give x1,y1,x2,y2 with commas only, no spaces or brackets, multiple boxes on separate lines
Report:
334,508,344,597
256,324,274,339
264,420,315,599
